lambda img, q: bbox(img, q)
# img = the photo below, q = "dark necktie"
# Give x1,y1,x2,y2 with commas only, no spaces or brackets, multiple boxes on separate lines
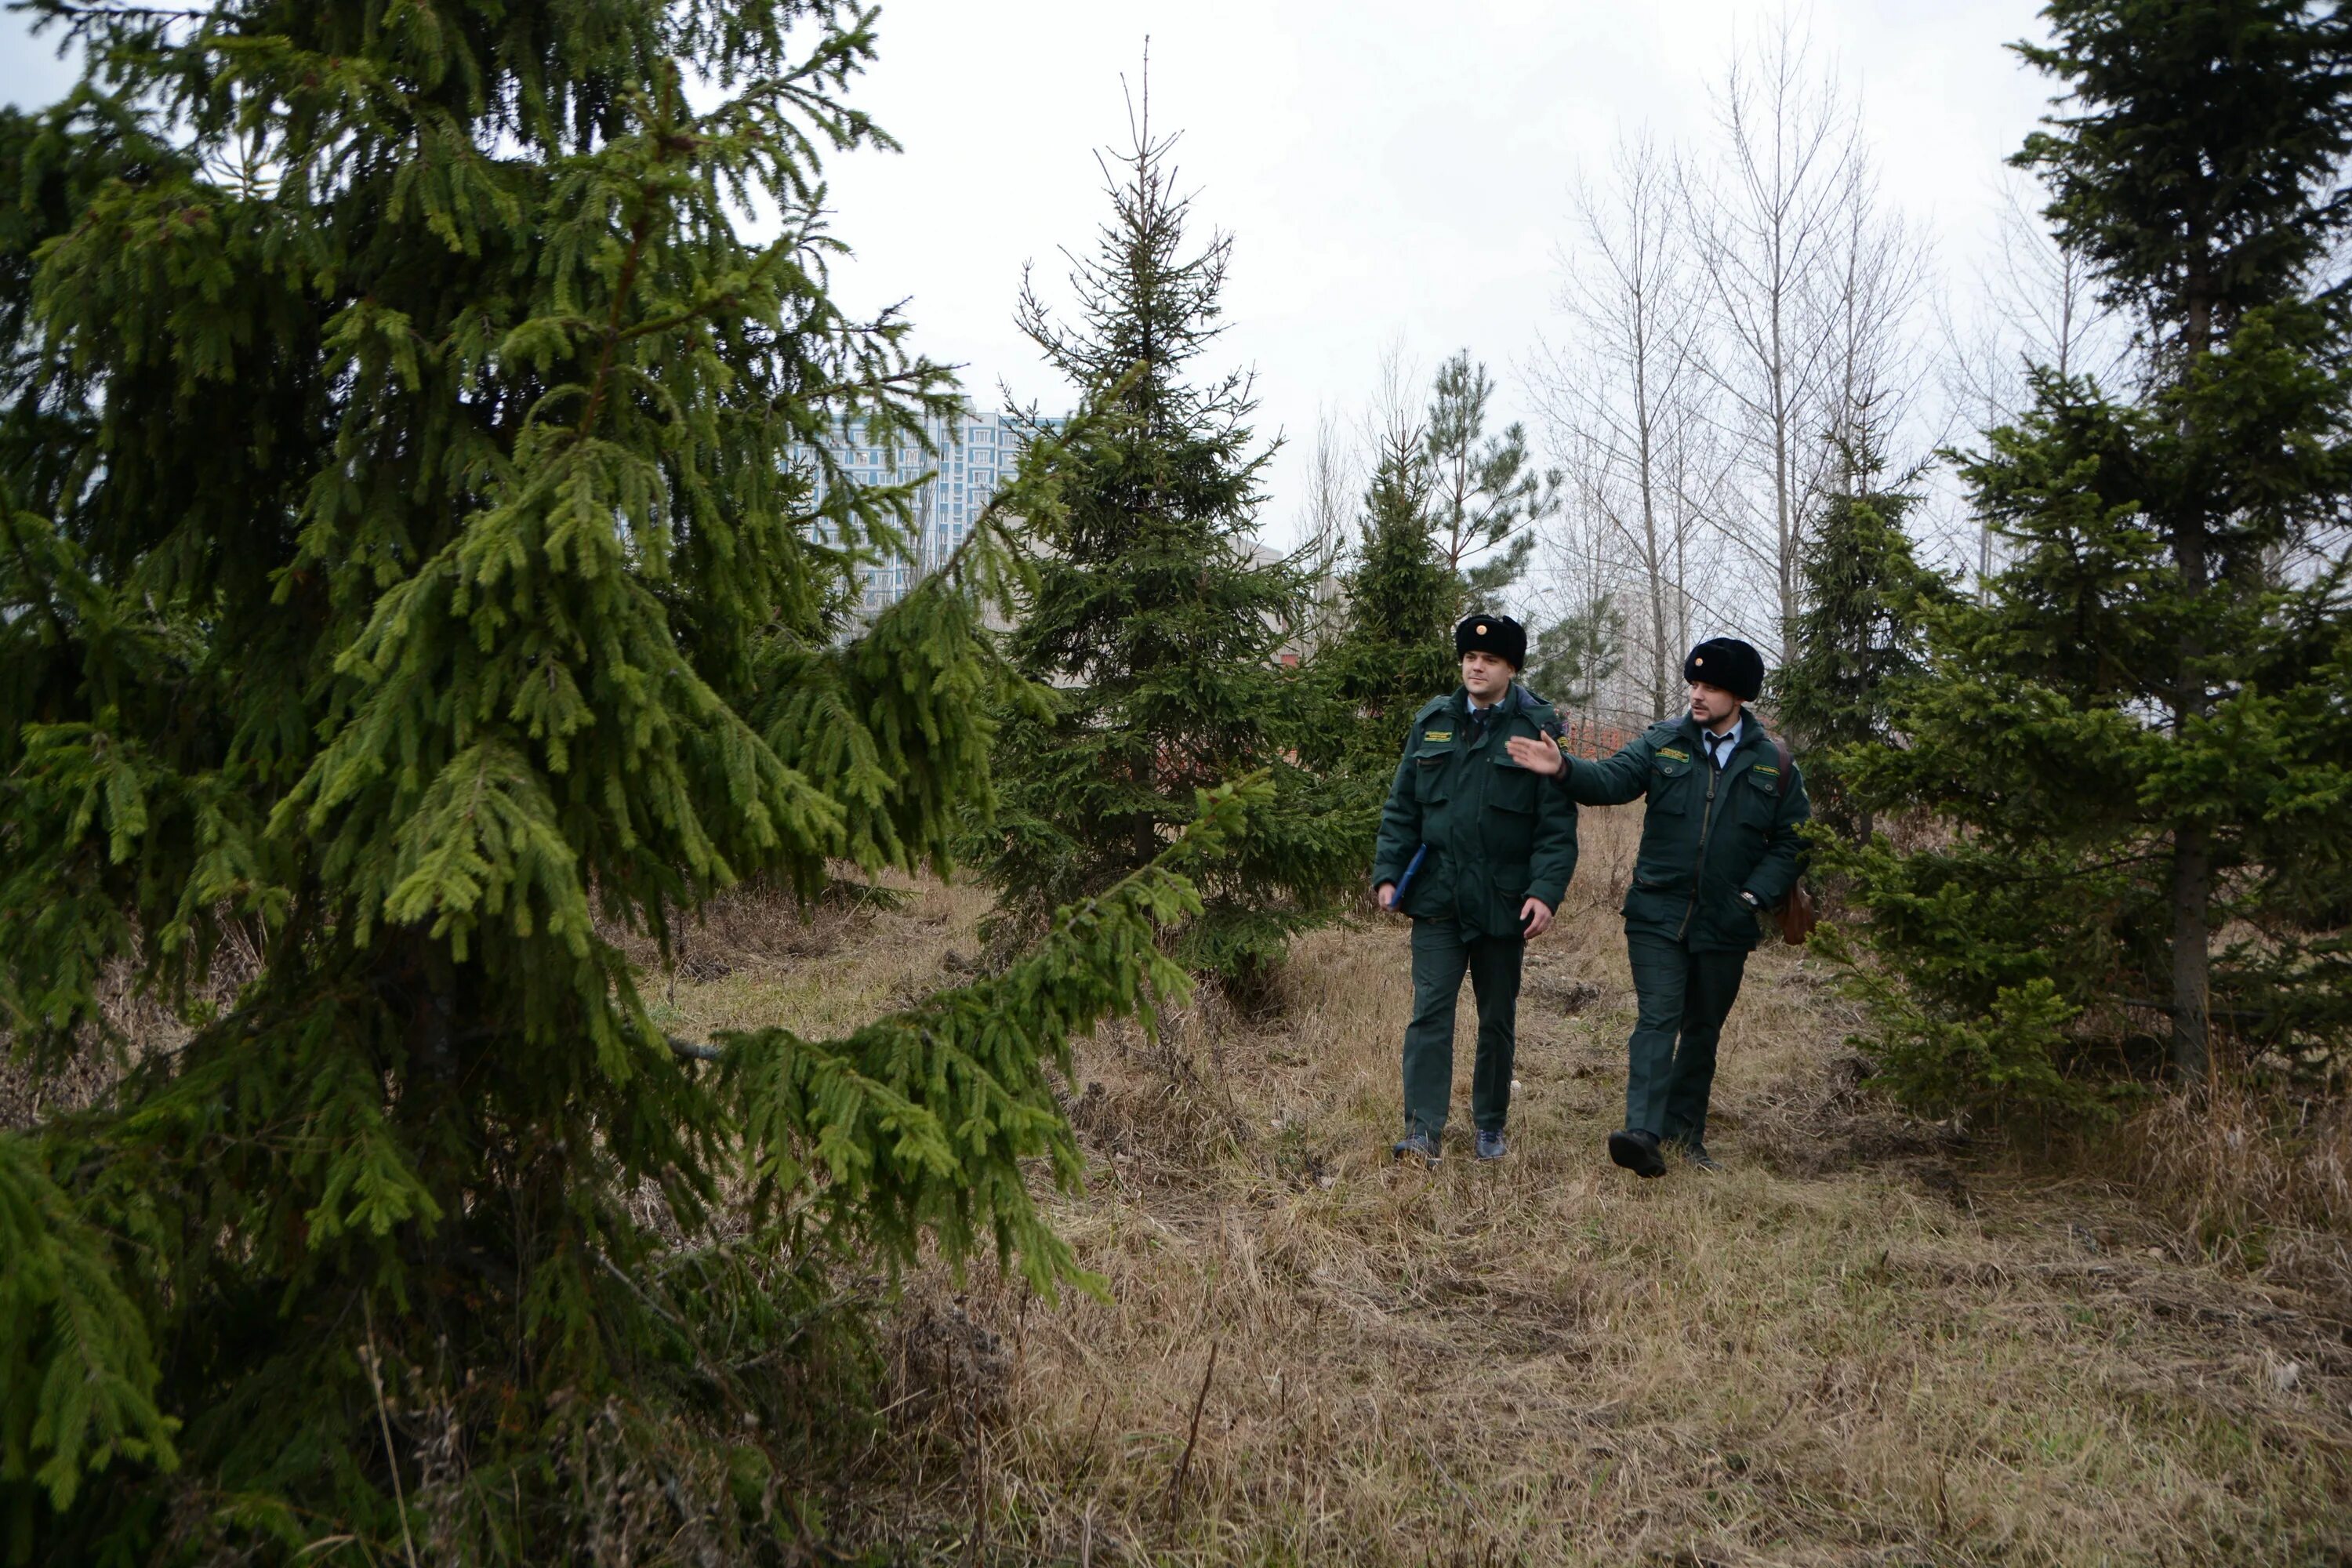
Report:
1705,730,1732,769
1471,706,1492,739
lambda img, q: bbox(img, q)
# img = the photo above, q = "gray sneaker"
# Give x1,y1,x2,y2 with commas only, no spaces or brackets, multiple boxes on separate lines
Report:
1474,1128,1507,1162
1391,1130,1441,1167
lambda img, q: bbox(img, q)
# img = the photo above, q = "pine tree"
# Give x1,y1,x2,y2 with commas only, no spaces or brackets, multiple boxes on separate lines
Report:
1773,429,1949,844
1424,349,1558,602
1526,594,1628,712
1816,0,2352,1120
0,5,1258,1559
977,89,1356,992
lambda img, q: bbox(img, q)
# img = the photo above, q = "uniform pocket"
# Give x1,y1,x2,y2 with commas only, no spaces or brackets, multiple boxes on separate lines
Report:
1412,752,1450,803
1489,756,1538,815
1647,755,1693,815
1486,760,1537,863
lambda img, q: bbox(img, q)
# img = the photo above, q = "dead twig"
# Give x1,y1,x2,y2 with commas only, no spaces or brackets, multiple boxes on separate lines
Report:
360,1298,422,1568
1163,1339,1219,1526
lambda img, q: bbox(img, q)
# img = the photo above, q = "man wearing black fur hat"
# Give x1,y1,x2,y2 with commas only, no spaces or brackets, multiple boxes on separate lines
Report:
1504,637,1809,1176
1371,614,1580,1166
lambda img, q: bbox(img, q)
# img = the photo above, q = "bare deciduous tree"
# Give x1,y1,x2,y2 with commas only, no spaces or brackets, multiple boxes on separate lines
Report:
1534,133,1721,717
1936,172,2119,590
1681,15,1856,657
1293,408,1359,649
1674,15,1929,659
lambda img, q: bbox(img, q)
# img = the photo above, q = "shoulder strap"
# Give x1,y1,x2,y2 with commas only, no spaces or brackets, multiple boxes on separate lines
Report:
1772,735,1792,797
1514,683,1564,739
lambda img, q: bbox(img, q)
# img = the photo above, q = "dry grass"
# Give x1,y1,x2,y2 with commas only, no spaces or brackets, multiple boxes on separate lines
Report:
657,811,2352,1565
2109,1084,2352,1300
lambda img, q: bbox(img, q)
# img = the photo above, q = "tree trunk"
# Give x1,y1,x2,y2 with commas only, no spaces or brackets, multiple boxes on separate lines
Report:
2169,822,2211,1081
2169,270,2214,1084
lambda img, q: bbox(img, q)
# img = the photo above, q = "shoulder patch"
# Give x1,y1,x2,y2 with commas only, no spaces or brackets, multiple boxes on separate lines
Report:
1421,728,1453,743
1514,688,1565,738
1752,764,1780,776
1657,746,1690,762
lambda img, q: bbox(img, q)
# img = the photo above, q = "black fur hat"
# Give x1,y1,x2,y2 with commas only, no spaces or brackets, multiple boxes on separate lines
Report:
1683,637,1763,702
1454,613,1527,669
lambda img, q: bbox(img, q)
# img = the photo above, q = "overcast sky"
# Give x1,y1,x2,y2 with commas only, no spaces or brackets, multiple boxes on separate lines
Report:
1,1,2059,549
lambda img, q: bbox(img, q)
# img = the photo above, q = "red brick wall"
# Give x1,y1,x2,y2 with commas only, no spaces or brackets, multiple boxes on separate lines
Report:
1557,714,1644,760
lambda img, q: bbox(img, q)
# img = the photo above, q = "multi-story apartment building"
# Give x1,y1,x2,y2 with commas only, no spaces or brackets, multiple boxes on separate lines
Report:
803,405,1065,614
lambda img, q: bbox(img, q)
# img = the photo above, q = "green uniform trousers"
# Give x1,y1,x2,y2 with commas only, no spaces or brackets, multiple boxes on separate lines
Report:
1624,932,1749,1149
1402,917,1524,1138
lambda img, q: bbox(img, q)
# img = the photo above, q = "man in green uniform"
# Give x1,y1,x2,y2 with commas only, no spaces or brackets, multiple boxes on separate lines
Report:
1372,615,1580,1166
1505,637,1808,1176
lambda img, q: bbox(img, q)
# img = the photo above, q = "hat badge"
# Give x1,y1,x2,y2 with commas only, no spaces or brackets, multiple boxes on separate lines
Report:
1476,623,1488,634
1694,655,1704,665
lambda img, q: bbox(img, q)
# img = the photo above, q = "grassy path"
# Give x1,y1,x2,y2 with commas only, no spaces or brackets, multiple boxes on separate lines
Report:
657,814,2352,1565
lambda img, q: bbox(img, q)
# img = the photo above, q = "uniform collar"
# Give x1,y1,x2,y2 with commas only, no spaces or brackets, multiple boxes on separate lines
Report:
1454,682,1515,715
1678,709,1763,757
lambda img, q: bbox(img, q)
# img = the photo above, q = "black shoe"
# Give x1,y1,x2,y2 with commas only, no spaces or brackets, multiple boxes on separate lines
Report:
1607,1128,1667,1178
1664,1134,1722,1172
1392,1130,1440,1167
1474,1128,1507,1162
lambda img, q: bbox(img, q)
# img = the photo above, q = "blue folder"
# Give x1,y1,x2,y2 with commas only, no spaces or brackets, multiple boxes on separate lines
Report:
1391,844,1429,906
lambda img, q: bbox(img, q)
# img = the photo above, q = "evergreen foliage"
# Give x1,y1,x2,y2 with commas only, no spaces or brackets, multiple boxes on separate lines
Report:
0,5,1261,1559
1304,348,1560,788
1424,349,1558,602
978,95,1358,989
1817,0,2352,1121
1773,430,1949,844
1300,405,1459,779
1526,595,1628,713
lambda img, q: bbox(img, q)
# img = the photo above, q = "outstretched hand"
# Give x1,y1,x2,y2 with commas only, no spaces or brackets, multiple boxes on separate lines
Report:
1505,735,1565,775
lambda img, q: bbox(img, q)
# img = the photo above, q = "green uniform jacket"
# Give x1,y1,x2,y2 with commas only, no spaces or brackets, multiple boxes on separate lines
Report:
1372,685,1580,938
1554,714,1810,952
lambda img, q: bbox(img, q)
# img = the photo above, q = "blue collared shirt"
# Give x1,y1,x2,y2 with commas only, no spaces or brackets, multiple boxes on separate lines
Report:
1702,714,1744,769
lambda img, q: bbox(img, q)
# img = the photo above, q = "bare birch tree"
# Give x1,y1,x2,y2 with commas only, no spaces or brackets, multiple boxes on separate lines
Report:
1293,408,1359,649
1936,173,2118,590
1534,133,1720,716
1680,15,1857,658
1821,151,1934,474
1672,15,1934,659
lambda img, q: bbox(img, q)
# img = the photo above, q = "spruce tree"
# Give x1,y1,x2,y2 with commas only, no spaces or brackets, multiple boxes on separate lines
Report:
978,93,1356,992
1301,407,1461,779
0,5,1257,1559
1773,430,1949,844
1817,0,2352,1119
